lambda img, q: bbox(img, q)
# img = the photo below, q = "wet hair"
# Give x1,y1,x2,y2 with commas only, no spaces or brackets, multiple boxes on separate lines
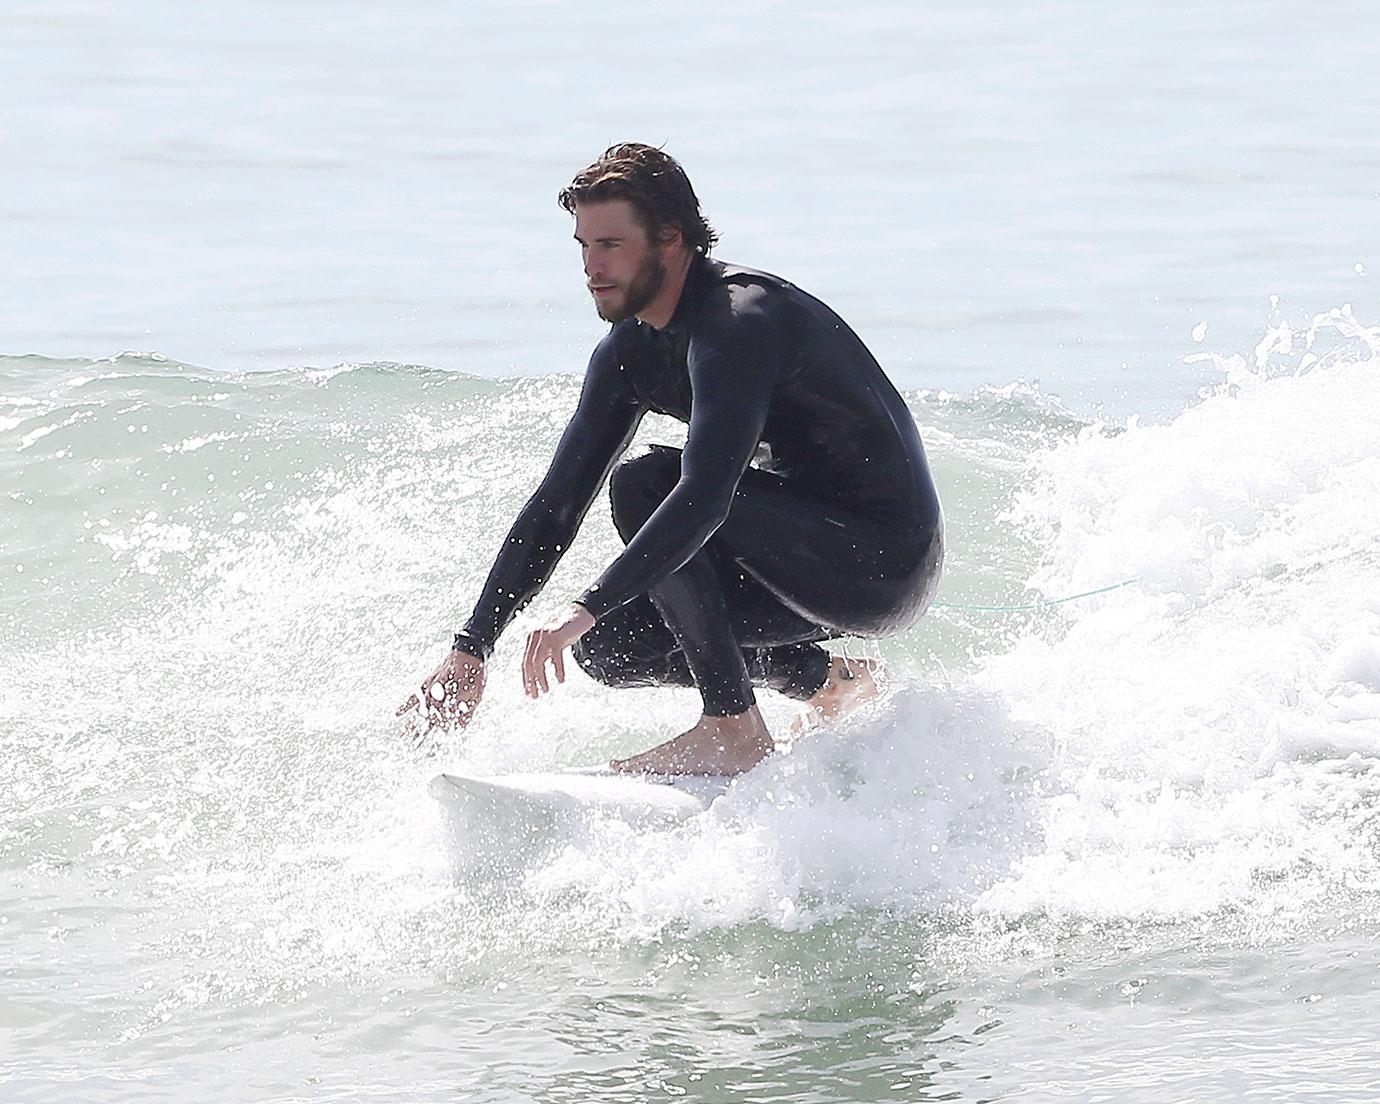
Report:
558,143,719,254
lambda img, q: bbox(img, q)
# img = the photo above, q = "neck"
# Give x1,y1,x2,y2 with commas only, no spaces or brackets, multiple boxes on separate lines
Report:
636,248,697,330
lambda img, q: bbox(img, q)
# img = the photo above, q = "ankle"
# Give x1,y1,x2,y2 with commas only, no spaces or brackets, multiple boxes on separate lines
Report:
707,709,772,748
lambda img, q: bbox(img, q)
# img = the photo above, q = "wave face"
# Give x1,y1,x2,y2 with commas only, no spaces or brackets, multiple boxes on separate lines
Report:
4,312,1380,1099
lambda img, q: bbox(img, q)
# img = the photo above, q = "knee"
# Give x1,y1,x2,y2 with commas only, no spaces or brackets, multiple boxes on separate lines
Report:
572,622,636,688
608,446,681,542
571,633,611,685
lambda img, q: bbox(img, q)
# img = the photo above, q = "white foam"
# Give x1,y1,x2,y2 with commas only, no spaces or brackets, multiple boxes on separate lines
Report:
516,684,1052,936
1326,636,1380,693
968,306,1380,925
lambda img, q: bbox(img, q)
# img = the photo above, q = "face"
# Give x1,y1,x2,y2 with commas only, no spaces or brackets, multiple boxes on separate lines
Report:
573,200,668,323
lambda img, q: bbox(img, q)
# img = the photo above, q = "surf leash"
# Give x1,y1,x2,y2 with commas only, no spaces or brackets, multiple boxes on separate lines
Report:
931,576,1140,613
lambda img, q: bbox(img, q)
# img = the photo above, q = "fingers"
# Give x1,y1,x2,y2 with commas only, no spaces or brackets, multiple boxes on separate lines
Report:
521,630,567,698
425,700,457,733
534,638,551,696
522,632,539,698
524,631,550,697
402,650,489,738
519,607,593,699
528,630,545,697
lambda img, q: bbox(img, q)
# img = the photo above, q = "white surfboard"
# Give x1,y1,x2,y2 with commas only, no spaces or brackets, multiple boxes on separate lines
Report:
429,767,731,875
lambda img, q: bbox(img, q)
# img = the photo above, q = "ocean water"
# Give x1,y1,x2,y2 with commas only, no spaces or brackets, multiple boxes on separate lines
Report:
5,3,1380,1102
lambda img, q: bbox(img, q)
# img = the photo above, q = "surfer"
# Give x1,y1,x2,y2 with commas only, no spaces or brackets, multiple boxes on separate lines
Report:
401,143,943,775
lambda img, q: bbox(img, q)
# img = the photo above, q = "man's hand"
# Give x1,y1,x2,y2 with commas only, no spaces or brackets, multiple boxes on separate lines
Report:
397,648,487,731
522,603,596,699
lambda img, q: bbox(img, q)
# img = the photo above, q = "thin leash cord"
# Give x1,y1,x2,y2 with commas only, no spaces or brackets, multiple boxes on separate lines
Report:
931,576,1140,613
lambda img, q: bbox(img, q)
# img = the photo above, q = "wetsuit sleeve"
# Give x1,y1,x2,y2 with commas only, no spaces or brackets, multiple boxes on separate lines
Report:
577,285,782,619
453,331,643,660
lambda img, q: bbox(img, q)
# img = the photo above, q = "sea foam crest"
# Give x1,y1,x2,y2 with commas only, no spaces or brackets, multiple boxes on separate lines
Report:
971,305,1380,925
521,684,1052,937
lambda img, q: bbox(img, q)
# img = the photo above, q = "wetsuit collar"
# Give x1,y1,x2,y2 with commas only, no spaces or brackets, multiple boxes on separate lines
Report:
654,252,717,338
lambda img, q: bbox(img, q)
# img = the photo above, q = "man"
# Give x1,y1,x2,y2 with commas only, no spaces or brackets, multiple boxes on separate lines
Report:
401,143,943,776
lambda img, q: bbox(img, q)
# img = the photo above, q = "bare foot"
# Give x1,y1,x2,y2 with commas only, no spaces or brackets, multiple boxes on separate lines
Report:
612,706,774,777
788,656,884,737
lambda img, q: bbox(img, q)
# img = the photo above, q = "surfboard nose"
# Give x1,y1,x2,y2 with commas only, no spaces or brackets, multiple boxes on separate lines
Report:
429,770,727,878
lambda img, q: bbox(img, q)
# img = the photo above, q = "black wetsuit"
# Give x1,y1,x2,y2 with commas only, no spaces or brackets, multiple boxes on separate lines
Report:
453,255,944,715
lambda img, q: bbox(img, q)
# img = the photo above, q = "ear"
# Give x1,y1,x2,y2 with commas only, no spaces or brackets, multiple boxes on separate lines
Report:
656,223,684,250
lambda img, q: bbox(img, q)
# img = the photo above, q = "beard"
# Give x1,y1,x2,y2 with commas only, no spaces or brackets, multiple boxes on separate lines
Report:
594,251,666,323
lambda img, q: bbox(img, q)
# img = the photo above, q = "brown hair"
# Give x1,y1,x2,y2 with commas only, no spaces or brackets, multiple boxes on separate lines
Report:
558,143,719,254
